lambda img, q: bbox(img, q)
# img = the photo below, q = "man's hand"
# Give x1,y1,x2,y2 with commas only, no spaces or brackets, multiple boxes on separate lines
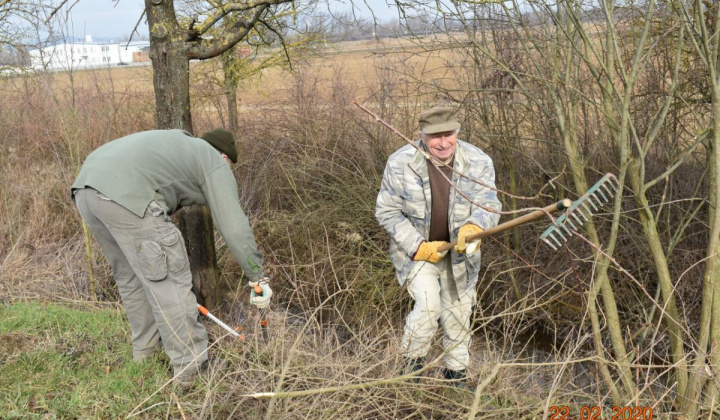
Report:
456,224,483,254
413,241,449,263
248,278,272,309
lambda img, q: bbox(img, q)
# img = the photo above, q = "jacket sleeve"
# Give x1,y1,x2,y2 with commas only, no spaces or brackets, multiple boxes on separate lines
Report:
375,160,425,257
201,166,265,283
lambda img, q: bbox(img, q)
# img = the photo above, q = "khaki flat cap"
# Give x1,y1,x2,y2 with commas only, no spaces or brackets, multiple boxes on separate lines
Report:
418,106,461,134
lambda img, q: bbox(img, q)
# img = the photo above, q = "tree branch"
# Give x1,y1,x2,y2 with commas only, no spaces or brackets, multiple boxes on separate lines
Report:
187,4,268,59
192,0,290,37
45,0,76,24
125,8,147,46
257,18,293,71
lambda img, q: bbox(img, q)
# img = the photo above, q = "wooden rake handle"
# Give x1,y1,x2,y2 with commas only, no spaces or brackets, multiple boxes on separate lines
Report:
437,198,572,253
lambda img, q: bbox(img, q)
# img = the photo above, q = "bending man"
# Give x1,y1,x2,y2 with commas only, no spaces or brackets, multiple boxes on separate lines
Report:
71,128,271,387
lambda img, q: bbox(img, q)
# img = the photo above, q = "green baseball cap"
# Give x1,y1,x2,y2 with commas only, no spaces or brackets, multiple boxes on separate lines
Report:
418,106,461,134
200,128,238,163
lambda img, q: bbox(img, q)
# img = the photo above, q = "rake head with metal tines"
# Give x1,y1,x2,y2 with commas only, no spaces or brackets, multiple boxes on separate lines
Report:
540,174,620,250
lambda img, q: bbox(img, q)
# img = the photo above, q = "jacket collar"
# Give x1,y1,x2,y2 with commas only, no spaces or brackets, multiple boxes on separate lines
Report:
409,140,429,175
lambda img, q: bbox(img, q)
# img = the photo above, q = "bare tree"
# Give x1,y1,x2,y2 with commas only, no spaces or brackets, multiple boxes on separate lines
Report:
673,1,720,416
215,6,317,131
144,0,292,129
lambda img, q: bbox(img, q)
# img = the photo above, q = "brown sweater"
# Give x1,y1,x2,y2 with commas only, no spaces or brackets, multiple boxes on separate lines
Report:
427,159,453,241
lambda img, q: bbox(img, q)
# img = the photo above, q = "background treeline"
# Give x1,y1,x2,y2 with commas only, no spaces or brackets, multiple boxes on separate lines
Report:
1,1,719,418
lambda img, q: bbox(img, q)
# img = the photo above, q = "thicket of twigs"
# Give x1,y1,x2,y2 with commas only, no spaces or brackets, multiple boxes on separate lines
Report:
0,17,714,416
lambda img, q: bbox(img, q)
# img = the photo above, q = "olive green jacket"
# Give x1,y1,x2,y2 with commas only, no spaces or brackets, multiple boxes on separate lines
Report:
71,129,264,282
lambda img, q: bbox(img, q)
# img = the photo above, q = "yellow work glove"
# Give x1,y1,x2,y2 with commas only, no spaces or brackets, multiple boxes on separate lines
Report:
456,224,484,254
413,241,449,263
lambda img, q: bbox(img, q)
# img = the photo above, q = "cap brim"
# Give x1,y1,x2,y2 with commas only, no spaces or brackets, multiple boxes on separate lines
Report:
421,121,460,135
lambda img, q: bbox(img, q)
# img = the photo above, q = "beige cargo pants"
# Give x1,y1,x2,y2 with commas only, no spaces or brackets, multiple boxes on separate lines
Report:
401,256,476,371
74,188,208,378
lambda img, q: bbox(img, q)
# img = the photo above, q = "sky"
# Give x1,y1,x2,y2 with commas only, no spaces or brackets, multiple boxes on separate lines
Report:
63,0,147,40
64,0,399,41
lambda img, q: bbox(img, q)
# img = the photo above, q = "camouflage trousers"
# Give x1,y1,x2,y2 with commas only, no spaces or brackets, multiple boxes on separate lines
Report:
401,256,476,371
74,188,208,377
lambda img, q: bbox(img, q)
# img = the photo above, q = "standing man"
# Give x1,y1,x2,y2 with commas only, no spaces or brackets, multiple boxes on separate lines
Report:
71,128,272,387
376,106,501,385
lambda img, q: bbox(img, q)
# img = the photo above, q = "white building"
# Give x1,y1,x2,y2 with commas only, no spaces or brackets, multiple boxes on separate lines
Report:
29,35,150,71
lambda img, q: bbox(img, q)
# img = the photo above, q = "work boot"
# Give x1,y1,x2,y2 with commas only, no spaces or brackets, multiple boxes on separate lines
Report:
442,368,472,391
174,357,227,391
404,357,425,383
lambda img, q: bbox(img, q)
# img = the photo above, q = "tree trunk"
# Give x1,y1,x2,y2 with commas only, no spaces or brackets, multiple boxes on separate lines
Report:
226,88,239,133
174,206,221,307
146,0,220,308
146,0,191,130
222,49,241,132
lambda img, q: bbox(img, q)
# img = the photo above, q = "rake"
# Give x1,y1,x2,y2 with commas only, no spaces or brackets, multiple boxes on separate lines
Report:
540,173,619,250
436,173,619,252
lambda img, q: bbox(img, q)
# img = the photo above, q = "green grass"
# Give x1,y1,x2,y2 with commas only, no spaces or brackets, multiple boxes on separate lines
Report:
0,302,172,419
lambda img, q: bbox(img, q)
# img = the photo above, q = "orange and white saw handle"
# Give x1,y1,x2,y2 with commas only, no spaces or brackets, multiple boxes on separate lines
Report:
197,304,246,341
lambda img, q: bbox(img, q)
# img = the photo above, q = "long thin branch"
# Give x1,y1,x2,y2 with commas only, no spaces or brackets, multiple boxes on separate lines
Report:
45,0,75,24
187,5,268,59
125,8,147,46
193,0,288,36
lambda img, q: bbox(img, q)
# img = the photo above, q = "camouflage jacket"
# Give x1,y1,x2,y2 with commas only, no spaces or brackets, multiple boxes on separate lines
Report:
375,140,502,289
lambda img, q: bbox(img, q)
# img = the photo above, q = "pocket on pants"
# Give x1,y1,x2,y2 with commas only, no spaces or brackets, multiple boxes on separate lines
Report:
137,240,167,281
160,230,188,274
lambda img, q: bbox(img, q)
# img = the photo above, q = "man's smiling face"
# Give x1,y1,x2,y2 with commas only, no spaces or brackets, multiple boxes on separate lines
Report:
424,130,458,163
